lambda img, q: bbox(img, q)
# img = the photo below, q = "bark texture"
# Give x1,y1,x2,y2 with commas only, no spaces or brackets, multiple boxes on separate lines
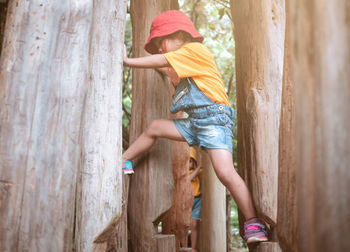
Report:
75,0,126,251
155,234,176,252
161,136,192,252
127,1,176,251
0,1,126,251
0,1,91,251
276,1,297,251
230,0,285,229
290,0,350,251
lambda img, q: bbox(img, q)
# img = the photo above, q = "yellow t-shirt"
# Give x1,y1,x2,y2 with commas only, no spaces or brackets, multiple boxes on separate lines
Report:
190,169,201,197
164,42,230,106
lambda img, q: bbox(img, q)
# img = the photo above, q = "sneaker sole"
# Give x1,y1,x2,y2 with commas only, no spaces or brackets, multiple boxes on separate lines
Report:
247,237,268,244
123,170,134,175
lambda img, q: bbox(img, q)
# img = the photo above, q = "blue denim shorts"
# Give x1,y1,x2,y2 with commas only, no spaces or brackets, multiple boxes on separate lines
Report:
192,196,202,220
171,78,235,153
174,103,235,153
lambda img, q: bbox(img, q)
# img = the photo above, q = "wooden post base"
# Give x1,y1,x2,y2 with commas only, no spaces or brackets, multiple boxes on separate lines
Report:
248,242,282,252
155,234,176,252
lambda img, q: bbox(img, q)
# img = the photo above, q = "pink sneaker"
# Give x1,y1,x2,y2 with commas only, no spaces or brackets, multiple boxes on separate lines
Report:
244,218,268,244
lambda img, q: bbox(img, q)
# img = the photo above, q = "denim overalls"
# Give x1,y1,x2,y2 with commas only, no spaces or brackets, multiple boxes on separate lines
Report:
171,78,236,153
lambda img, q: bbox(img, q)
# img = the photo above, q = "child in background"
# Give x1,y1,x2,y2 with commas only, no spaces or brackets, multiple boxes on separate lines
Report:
187,147,202,252
122,10,268,244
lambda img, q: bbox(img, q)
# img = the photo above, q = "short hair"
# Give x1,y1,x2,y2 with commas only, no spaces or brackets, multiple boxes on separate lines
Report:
168,30,202,43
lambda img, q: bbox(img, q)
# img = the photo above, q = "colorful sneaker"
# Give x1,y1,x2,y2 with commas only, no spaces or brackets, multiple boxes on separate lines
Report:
122,160,134,174
244,217,268,244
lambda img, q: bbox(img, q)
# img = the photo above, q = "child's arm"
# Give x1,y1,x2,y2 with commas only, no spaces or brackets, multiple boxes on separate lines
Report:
188,166,202,182
123,45,170,68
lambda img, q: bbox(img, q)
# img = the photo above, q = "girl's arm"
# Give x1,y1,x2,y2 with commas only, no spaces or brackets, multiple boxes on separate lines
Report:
123,45,170,68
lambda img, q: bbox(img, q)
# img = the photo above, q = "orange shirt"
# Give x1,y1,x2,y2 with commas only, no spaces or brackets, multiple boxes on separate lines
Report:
164,42,230,106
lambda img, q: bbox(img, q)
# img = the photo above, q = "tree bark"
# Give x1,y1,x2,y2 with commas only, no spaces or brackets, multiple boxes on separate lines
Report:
75,0,126,251
290,0,350,251
226,192,234,252
276,1,298,251
0,1,127,251
0,1,92,251
127,1,176,251
161,137,192,252
230,0,285,232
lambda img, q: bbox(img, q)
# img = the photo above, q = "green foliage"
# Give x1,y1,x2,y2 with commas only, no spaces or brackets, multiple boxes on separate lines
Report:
179,0,236,108
123,11,132,129
231,199,248,250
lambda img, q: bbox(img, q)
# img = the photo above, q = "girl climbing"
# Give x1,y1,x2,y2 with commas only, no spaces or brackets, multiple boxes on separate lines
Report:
122,10,268,244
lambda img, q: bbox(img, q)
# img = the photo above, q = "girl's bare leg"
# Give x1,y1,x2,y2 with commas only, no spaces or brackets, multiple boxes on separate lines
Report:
122,119,185,162
207,149,256,220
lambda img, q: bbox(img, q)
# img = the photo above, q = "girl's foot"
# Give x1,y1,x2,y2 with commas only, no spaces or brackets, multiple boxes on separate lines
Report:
244,217,268,244
122,160,134,174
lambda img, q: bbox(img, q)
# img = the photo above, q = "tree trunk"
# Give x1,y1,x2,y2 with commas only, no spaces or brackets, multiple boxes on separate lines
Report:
75,0,126,251
161,136,192,252
230,0,285,234
0,1,92,251
290,0,350,251
199,152,226,252
0,1,126,251
127,1,176,251
226,192,234,252
276,1,298,251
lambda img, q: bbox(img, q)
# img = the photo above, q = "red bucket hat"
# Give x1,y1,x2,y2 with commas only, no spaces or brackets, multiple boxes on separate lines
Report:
144,10,204,54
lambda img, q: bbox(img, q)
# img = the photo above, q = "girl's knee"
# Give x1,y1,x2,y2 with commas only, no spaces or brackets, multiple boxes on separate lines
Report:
145,119,162,137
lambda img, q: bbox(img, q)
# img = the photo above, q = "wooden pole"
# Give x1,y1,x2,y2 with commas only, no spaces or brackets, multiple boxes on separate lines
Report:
277,1,298,251
230,0,285,233
161,137,192,252
290,0,350,251
75,0,126,251
127,1,176,251
0,1,92,251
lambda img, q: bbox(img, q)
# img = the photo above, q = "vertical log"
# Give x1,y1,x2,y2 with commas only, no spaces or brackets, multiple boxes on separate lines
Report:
230,0,285,230
127,1,176,251
290,0,350,251
276,1,298,251
226,192,234,252
161,138,192,252
110,175,129,252
0,1,92,251
199,152,226,252
75,0,126,251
